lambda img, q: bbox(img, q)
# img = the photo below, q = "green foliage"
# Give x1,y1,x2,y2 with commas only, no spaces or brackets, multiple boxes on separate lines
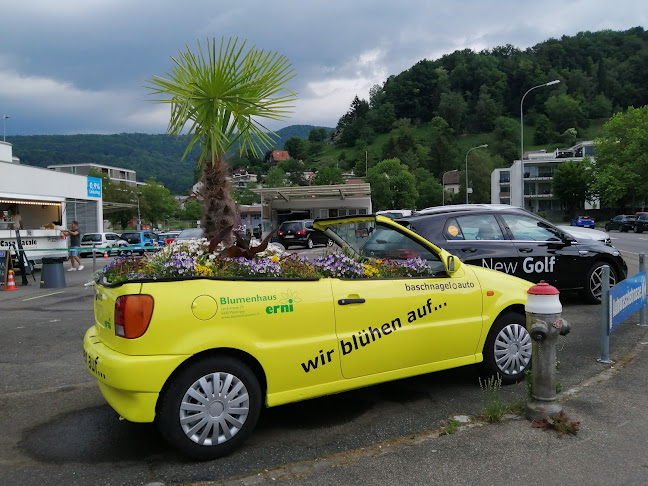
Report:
313,166,344,186
593,106,648,209
179,200,204,221
545,94,587,132
279,158,308,186
139,179,177,225
425,116,460,177
413,168,443,209
479,375,507,423
366,158,418,210
263,166,287,187
146,37,297,166
283,137,309,160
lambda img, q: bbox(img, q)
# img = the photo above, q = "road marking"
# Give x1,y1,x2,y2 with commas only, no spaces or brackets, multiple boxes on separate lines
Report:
22,291,66,301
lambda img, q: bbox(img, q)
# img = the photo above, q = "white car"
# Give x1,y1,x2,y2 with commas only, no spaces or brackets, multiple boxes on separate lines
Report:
79,232,128,257
556,225,612,247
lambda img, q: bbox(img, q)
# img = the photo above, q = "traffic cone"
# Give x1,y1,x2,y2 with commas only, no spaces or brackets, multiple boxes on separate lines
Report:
5,270,18,291
103,250,109,259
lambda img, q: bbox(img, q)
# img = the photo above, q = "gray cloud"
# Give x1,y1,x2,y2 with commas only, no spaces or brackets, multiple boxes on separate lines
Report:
0,0,645,135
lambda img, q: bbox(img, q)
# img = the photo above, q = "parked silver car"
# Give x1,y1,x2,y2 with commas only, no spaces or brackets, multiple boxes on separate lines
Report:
79,232,128,257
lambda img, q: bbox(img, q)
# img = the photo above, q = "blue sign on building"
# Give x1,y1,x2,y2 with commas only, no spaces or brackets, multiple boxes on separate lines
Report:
609,271,647,332
87,177,102,198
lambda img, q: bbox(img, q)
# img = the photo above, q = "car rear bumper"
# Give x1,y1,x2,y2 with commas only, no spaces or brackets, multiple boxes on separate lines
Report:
83,326,189,422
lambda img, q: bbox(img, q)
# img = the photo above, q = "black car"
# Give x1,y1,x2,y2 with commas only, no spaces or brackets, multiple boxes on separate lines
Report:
395,204,627,304
605,215,637,232
277,219,333,249
634,214,648,233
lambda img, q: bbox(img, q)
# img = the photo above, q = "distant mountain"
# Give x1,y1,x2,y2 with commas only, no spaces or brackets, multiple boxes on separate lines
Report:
7,124,332,194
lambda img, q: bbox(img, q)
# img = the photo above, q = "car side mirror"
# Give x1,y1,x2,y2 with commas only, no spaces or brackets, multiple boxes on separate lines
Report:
447,255,456,273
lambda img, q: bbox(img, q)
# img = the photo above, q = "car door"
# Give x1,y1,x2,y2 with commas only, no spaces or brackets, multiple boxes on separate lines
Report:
326,219,484,379
498,212,583,287
442,213,519,277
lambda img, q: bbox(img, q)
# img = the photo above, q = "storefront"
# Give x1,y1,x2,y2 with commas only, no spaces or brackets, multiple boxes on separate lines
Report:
0,143,103,265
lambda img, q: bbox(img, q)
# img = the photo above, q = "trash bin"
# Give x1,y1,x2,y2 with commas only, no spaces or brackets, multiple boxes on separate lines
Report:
40,256,67,288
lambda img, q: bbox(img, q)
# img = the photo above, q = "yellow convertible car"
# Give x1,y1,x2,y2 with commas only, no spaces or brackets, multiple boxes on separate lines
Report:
83,215,533,459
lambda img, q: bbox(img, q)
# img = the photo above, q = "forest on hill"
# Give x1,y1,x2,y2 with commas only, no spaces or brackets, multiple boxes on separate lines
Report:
7,26,648,208
6,125,328,194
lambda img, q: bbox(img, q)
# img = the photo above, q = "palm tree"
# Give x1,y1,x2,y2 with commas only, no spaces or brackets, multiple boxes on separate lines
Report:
147,38,296,242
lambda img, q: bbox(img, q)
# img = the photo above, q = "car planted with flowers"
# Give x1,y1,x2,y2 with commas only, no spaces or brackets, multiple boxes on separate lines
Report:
84,215,534,460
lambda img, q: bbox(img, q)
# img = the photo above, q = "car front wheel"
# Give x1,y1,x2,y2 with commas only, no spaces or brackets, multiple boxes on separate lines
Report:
306,238,314,249
481,312,531,385
635,226,642,233
584,261,617,304
157,356,262,460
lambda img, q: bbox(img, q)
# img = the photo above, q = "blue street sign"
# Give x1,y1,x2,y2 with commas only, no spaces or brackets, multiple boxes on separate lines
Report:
87,177,102,198
609,271,647,333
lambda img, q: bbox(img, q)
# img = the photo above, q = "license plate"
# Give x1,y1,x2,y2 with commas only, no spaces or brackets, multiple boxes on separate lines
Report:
285,235,294,238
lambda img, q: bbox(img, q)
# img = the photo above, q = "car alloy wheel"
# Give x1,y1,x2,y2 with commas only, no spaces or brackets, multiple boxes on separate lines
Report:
586,261,617,304
327,239,334,247
306,238,314,249
482,312,531,385
157,356,261,459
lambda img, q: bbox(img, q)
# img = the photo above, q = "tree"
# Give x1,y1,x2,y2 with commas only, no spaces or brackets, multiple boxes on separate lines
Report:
283,137,309,160
178,199,205,222
545,94,586,132
592,106,648,209
279,158,308,186
308,128,328,143
533,114,556,144
313,166,344,185
147,38,296,242
491,116,520,164
425,116,460,177
366,158,418,210
139,179,177,226
437,91,468,132
263,166,287,187
460,150,494,204
552,159,593,213
412,168,443,209
233,182,261,205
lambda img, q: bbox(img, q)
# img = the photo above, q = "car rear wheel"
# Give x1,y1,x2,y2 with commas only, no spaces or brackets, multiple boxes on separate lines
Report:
604,225,610,232
157,356,262,460
584,261,617,304
481,312,531,385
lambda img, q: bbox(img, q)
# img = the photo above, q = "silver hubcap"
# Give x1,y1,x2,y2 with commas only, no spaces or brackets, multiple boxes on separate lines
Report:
179,372,250,446
590,266,616,299
494,323,531,376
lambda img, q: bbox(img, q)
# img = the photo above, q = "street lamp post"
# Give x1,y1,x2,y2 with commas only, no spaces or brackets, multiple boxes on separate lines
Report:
520,80,560,208
2,115,9,142
465,144,488,204
441,169,454,206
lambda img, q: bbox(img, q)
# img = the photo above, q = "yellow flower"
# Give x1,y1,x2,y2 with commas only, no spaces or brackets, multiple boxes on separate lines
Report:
195,264,214,276
363,263,379,277
270,255,280,263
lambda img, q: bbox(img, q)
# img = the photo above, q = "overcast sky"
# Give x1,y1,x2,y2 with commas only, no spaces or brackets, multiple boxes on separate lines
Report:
0,0,645,137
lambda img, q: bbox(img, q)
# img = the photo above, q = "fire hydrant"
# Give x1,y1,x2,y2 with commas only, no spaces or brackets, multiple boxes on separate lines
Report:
525,281,571,421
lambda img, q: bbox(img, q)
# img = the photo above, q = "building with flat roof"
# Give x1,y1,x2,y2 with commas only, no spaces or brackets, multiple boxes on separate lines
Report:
48,163,140,186
491,141,597,213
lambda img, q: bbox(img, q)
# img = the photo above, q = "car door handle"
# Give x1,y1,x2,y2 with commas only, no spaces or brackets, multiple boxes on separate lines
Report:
338,299,366,305
460,247,478,253
519,248,534,253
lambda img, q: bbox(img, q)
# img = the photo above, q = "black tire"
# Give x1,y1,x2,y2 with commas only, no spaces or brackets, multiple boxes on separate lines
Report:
583,261,617,304
306,238,314,249
634,226,642,234
481,312,531,385
621,226,628,233
326,239,334,247
157,356,262,460
604,225,610,232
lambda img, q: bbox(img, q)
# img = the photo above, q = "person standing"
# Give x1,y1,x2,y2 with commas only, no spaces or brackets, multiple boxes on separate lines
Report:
61,221,84,271
9,206,23,230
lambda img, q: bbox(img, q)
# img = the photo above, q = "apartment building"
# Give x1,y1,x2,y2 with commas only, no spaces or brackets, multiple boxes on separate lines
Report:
491,141,597,212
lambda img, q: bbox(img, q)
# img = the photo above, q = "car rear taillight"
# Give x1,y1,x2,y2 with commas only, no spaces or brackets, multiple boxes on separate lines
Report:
164,238,174,245
295,230,306,235
278,231,284,236
114,295,154,339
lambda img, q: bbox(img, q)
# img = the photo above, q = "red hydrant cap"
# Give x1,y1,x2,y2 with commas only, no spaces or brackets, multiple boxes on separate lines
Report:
527,280,560,296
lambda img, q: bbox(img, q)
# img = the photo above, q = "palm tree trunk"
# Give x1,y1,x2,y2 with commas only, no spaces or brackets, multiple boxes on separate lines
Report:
201,157,240,245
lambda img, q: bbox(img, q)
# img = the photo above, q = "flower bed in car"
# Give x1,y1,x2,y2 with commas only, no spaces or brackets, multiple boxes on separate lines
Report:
100,238,432,283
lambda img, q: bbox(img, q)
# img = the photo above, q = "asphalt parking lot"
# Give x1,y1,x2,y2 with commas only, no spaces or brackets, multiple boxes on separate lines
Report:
0,244,645,486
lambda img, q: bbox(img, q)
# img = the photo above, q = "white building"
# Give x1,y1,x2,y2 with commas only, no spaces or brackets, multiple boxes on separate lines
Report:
491,141,597,212
48,162,140,187
1,142,104,264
